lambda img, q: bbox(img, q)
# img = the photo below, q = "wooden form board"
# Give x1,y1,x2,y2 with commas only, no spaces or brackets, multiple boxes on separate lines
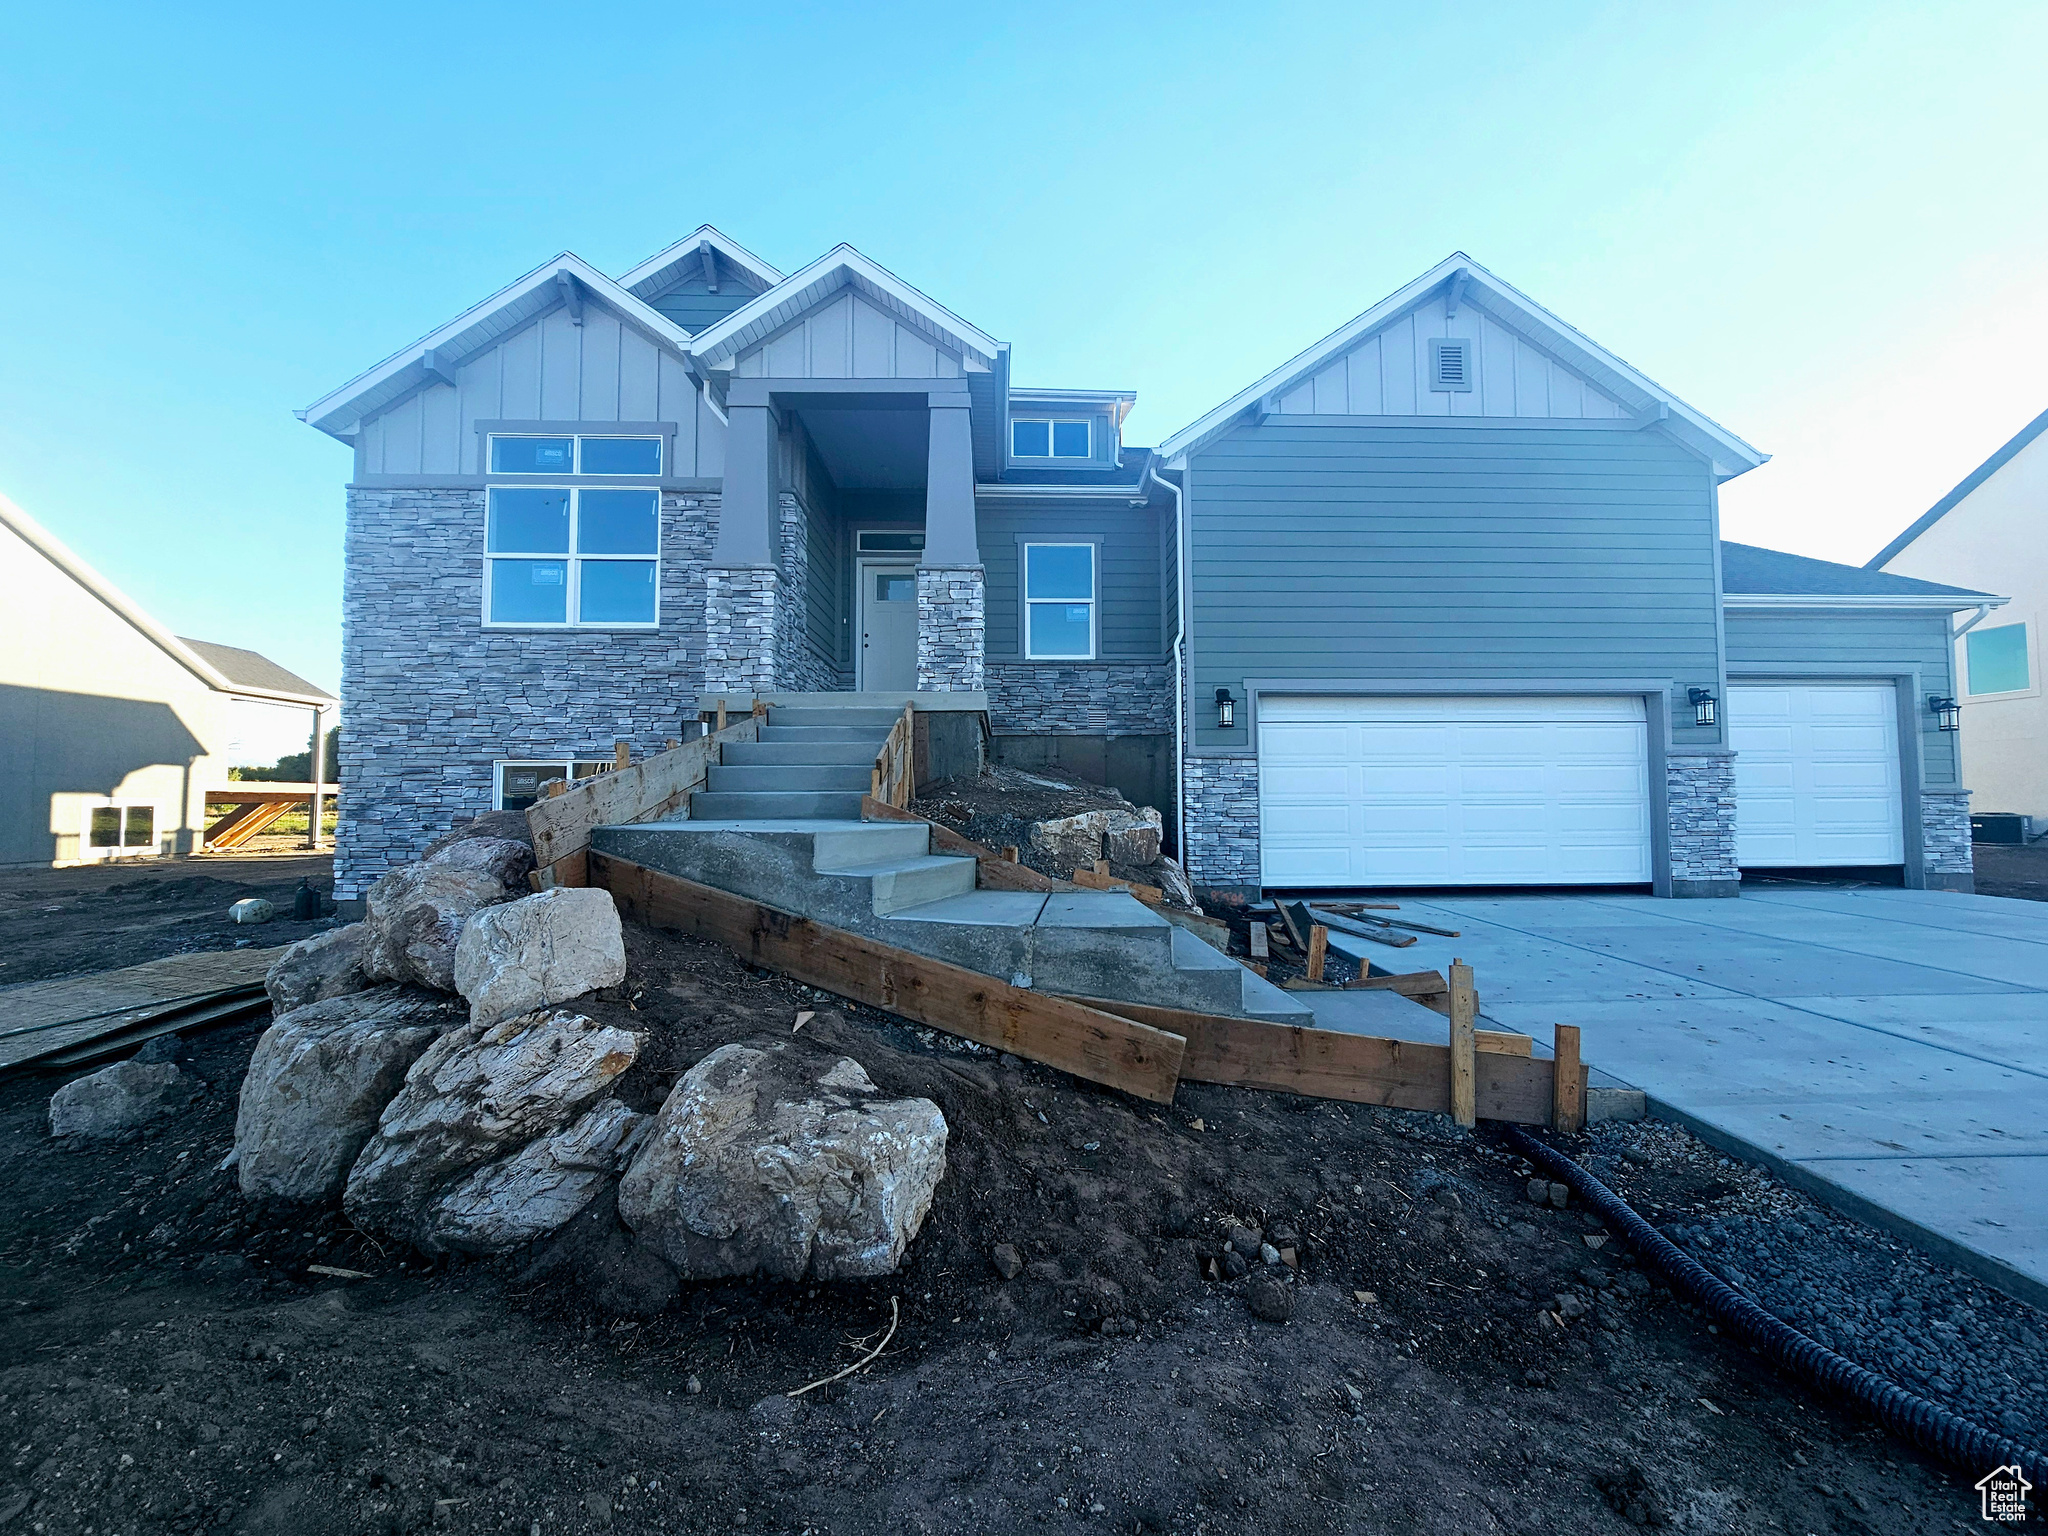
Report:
1061,995,1558,1126
590,853,1184,1103
525,718,762,884
859,798,1072,894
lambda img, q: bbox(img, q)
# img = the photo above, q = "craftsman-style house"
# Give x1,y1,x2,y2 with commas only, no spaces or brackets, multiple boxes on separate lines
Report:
303,229,1998,900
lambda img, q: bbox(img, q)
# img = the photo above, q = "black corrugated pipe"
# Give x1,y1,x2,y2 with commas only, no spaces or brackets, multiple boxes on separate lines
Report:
1501,1125,2048,1486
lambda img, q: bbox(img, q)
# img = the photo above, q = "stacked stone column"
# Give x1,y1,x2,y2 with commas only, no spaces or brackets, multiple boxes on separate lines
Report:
915,566,985,692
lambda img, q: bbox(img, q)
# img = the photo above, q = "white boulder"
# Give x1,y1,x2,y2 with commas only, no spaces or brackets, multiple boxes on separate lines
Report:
426,1099,649,1253
342,1009,639,1251
265,923,371,1014
50,1058,191,1140
1105,807,1163,866
1028,810,1110,872
454,887,627,1027
618,1043,947,1282
362,836,534,992
229,898,276,925
234,987,461,1203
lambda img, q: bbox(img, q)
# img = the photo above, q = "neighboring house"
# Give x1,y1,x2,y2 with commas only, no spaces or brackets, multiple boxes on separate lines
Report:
1869,407,2048,825
302,233,1995,899
0,494,335,867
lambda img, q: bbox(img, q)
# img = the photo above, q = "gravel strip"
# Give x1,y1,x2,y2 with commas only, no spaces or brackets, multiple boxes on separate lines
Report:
1582,1118,2048,1448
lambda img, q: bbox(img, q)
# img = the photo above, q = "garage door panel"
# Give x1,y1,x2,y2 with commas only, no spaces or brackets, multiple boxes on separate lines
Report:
1728,684,1903,867
1258,695,1652,887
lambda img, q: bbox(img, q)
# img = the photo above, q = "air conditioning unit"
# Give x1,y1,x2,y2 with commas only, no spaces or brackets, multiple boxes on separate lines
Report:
1970,812,2032,845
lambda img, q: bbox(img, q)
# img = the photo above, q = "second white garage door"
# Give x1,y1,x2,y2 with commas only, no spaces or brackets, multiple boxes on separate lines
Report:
1258,695,1653,887
1727,684,1903,866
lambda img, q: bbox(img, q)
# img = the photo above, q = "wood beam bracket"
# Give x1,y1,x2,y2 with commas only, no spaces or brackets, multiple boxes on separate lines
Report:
421,348,463,389
699,240,719,293
556,271,585,325
1445,267,1469,319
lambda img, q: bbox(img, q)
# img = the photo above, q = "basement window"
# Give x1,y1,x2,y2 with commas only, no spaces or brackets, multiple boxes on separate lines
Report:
86,803,156,853
495,760,614,812
1012,419,1091,459
1024,542,1096,659
1428,337,1474,392
485,488,659,627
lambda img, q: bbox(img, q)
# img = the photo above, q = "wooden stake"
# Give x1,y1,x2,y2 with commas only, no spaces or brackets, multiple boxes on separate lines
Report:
1552,1024,1585,1134
1001,845,1020,863
546,780,567,798
753,698,768,719
614,740,630,771
716,701,728,732
1306,924,1328,982
665,738,680,751
1448,957,1477,1128
1093,859,1110,878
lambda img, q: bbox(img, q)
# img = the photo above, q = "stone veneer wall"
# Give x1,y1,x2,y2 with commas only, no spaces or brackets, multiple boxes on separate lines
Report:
1920,789,1974,889
1182,756,1260,890
916,566,986,692
335,486,714,899
985,661,1173,734
777,491,839,694
1665,750,1738,896
703,567,779,699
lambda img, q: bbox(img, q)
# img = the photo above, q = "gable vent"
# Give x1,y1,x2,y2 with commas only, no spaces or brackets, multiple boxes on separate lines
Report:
1429,336,1474,392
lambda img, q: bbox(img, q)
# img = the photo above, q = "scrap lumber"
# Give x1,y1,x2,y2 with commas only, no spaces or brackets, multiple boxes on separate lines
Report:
1341,968,1450,1014
590,853,1183,1103
1305,924,1327,982
1447,959,1478,1128
1275,901,1312,951
1072,866,1165,904
1316,901,1399,912
525,717,761,887
859,798,1070,893
1309,904,1460,940
1477,1030,1532,1057
1552,1023,1586,1133
870,704,915,807
1061,995,1556,1125
1321,919,1416,950
0,948,284,1078
203,799,296,849
1249,923,1269,960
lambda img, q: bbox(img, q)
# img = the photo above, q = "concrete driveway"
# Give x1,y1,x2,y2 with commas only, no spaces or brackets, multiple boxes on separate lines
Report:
1305,885,2048,1309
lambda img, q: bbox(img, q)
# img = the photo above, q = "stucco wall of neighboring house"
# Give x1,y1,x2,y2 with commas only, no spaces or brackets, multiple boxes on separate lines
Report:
1878,428,2048,822
0,519,227,867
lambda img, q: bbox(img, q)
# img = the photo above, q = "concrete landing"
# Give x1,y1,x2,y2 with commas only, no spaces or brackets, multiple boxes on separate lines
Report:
1291,885,2048,1309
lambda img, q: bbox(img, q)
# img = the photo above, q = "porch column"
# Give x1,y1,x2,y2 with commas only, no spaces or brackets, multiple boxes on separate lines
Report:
705,401,779,697
918,400,985,691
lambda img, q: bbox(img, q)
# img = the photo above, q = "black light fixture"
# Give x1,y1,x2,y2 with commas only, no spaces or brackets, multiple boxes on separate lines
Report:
1215,688,1236,729
1930,694,1961,732
1687,687,1718,728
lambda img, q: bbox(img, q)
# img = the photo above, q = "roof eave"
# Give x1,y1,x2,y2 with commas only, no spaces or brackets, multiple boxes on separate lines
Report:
1722,593,2006,610
615,224,786,300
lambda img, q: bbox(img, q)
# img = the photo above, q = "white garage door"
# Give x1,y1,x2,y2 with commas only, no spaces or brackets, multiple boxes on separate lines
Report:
1257,696,1653,887
1727,684,1903,866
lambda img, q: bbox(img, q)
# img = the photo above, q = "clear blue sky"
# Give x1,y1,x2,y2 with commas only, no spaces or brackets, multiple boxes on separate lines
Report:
5,1,2045,700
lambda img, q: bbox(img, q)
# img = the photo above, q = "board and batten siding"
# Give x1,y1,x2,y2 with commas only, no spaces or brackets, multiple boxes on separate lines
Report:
1273,293,1633,420
732,289,964,380
1185,421,1722,754
1723,607,1961,788
978,498,1167,661
355,304,724,478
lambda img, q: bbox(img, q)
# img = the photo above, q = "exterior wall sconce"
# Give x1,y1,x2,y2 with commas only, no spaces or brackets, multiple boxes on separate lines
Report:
1687,687,1718,729
1215,688,1236,729
1929,695,1960,732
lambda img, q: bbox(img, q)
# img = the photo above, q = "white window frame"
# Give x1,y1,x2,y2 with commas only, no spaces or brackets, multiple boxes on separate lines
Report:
482,487,661,629
492,759,613,811
1962,618,2036,701
82,800,159,856
486,433,663,476
1011,418,1091,459
1023,541,1098,661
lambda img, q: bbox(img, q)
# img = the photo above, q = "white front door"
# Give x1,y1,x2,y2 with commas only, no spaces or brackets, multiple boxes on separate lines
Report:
1257,695,1654,887
1727,684,1904,866
859,564,919,691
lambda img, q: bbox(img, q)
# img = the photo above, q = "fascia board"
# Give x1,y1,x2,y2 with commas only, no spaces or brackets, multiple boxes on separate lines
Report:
1722,594,2008,610
616,224,785,300
298,254,697,441
687,245,1000,371
1156,253,1769,475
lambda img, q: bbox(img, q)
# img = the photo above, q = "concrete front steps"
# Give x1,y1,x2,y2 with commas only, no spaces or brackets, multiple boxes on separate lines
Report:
686,704,907,821
589,818,1314,1026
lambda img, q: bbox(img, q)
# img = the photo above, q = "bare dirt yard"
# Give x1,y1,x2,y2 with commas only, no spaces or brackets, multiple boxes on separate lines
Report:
1973,838,2048,902
0,864,2022,1534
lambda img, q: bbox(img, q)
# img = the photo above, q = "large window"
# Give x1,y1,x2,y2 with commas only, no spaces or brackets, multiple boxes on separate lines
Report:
495,760,613,812
1966,622,2031,696
485,488,659,626
1024,542,1096,659
488,434,661,476
1012,419,1090,459
86,803,156,853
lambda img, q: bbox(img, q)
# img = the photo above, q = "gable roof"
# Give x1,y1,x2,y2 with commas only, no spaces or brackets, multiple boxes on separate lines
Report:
685,244,1000,373
1156,253,1768,478
615,224,785,307
297,252,699,442
1865,405,2048,569
179,639,333,702
1721,540,2001,606
0,493,334,706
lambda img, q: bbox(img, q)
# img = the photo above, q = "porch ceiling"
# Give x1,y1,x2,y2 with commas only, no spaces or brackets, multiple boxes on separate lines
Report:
799,406,930,491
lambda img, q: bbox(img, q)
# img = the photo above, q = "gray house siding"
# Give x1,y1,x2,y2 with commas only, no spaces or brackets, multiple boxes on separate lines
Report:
645,270,764,335
1184,422,1725,756
1723,606,1961,788
978,497,1165,665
